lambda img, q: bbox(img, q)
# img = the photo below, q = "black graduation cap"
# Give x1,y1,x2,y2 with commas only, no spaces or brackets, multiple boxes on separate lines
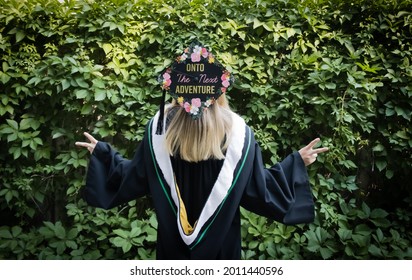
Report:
156,42,234,134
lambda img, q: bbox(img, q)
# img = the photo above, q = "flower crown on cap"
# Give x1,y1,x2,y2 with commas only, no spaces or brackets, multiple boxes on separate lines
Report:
159,42,234,119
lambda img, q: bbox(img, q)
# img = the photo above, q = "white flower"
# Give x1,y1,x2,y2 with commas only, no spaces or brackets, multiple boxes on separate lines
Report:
205,99,213,107
193,45,202,54
190,106,199,115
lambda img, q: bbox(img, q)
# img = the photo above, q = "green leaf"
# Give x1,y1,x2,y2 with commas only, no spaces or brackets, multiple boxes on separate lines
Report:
0,72,11,84
0,126,14,134
94,89,106,101
56,241,66,254
370,208,388,219
102,43,113,54
2,62,9,72
319,247,333,259
370,218,391,228
122,242,132,253
113,229,128,239
130,227,142,238
67,228,78,239
7,133,18,142
337,229,352,241
81,103,93,115
0,228,12,239
372,144,385,152
248,240,259,249
248,227,260,236
112,236,125,247
352,234,369,247
385,169,394,179
75,89,88,99
368,244,382,257
62,79,71,91
16,30,26,43
39,226,54,238
325,82,336,89
395,130,409,140
52,132,64,139
286,28,296,38
344,245,355,257
376,228,384,242
361,203,370,217
66,240,78,249
19,118,32,130
253,18,263,29
54,223,66,239
243,250,256,260
92,78,105,89
375,160,387,171
354,224,372,235
75,77,89,88
149,214,158,228
6,119,18,130
145,228,157,242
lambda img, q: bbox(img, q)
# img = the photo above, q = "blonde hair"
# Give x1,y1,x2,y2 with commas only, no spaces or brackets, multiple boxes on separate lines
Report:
165,94,233,162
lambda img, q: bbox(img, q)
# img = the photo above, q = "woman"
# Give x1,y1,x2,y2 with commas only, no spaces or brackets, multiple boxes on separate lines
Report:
75,44,328,259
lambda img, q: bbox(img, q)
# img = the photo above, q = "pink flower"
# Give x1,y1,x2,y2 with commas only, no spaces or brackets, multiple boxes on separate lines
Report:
184,102,191,113
222,80,230,88
191,98,201,108
221,87,227,93
163,79,171,87
221,72,231,88
191,52,201,62
163,73,170,80
201,48,208,58
162,72,171,88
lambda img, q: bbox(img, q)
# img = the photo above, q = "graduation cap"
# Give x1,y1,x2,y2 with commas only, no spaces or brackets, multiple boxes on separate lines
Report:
156,42,234,134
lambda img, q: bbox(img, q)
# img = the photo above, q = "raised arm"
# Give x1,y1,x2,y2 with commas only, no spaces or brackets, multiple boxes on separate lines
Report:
241,135,329,225
75,132,149,209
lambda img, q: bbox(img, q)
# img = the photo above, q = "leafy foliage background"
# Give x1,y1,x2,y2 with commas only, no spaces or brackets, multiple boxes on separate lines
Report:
0,0,411,259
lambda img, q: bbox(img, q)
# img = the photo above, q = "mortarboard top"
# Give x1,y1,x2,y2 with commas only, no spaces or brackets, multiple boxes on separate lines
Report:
156,42,234,134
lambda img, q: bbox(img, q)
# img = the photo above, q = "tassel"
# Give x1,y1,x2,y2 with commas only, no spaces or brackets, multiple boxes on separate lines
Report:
156,89,166,135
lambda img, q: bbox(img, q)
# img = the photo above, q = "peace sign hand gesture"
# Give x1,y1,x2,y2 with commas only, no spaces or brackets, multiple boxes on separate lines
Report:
298,138,329,166
75,132,98,154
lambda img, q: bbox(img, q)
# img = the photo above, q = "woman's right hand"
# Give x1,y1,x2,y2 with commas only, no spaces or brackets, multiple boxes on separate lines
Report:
75,132,98,154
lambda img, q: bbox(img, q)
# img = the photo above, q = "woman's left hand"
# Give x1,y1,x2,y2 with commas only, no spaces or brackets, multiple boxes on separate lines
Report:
75,132,99,154
298,138,329,166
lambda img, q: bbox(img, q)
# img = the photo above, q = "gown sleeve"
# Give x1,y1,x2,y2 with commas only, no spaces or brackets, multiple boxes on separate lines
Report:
83,137,149,210
240,137,315,225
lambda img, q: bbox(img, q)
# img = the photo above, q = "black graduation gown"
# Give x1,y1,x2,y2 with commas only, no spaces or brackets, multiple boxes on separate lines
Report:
83,111,314,260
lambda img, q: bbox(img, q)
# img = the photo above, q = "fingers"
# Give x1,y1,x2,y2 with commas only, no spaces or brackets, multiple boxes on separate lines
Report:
312,147,329,154
306,138,320,150
299,138,329,166
75,132,98,154
305,139,329,153
75,141,95,153
83,132,97,144
75,141,92,148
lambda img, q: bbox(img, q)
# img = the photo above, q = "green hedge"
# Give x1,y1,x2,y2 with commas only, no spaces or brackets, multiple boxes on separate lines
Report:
0,0,411,259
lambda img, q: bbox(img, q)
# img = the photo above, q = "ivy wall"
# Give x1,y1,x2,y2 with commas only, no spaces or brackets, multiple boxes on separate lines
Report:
0,0,411,259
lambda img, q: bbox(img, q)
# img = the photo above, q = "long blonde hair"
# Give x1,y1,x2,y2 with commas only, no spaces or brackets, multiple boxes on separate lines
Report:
165,94,233,162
